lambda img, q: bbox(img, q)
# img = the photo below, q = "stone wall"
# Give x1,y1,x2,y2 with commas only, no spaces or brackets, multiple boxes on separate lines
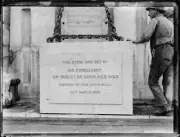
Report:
10,7,55,100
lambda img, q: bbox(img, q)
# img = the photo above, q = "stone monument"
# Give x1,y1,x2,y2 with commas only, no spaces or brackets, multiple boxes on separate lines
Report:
40,41,134,114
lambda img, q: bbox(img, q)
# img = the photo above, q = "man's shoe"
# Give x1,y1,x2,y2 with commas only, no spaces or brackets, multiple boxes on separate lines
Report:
154,110,173,116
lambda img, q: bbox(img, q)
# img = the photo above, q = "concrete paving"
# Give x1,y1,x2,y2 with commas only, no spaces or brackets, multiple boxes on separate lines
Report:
2,99,174,135
3,118,173,134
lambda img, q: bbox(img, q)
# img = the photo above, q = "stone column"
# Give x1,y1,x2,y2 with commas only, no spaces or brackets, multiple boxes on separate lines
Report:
2,7,14,107
3,7,10,73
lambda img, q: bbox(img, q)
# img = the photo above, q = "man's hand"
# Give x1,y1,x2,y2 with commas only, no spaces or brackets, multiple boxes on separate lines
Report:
126,38,138,43
126,38,143,44
132,40,140,44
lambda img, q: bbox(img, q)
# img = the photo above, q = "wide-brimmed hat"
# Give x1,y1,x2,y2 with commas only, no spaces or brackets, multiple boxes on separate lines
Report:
164,8,174,18
146,7,165,13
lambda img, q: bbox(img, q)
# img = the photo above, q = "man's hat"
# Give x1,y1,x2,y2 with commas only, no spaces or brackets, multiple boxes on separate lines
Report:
164,8,174,18
146,7,165,13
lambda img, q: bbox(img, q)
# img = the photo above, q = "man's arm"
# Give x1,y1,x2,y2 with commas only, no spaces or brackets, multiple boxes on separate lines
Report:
132,18,158,44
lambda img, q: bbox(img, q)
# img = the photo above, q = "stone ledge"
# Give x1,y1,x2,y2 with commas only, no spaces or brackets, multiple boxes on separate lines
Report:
3,111,173,120
3,112,174,134
3,118,174,134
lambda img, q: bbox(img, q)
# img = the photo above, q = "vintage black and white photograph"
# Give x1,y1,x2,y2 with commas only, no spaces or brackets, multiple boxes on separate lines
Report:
1,1,179,136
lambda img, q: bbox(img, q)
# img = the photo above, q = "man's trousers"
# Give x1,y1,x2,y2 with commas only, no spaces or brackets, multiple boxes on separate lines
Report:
148,43,174,111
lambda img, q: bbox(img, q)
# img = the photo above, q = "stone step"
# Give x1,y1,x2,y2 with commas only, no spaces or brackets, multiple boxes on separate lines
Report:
3,116,173,134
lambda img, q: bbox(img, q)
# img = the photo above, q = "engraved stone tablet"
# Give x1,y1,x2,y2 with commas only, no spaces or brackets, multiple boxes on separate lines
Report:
40,42,134,114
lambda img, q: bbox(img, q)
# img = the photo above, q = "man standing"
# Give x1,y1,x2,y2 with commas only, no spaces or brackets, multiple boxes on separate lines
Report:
129,7,174,116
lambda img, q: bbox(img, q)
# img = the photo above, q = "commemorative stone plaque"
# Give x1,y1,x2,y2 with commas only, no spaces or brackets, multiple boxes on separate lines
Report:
40,42,134,114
